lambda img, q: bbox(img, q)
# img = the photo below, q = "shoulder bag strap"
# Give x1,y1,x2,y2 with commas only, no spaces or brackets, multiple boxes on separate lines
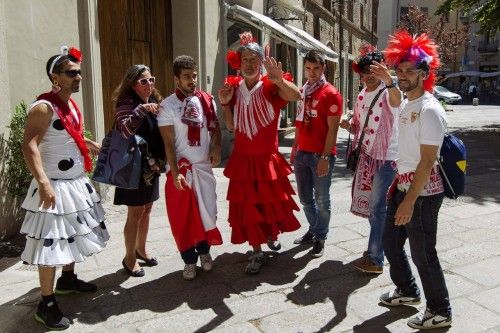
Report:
355,87,386,151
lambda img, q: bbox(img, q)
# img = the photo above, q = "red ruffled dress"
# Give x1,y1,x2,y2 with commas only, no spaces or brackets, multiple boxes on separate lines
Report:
224,75,300,246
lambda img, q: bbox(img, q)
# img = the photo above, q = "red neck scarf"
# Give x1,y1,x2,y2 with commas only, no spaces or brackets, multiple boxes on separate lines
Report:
37,91,92,172
175,88,219,146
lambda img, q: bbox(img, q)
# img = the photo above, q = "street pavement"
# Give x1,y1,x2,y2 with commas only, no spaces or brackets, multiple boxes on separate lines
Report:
0,104,499,332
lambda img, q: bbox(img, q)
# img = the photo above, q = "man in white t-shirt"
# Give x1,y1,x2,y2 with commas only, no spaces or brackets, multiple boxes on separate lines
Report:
158,55,223,281
340,45,402,274
379,31,452,330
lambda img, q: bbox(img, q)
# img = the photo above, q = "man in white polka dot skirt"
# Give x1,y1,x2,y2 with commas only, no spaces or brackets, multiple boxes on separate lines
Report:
20,46,109,330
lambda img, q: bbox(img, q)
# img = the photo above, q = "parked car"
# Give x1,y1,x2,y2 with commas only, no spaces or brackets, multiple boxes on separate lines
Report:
433,85,462,104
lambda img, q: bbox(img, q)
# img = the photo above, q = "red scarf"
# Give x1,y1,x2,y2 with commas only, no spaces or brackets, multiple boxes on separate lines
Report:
175,88,219,146
37,92,92,172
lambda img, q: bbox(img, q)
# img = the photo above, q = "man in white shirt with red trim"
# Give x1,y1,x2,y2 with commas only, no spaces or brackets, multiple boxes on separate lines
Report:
379,30,452,330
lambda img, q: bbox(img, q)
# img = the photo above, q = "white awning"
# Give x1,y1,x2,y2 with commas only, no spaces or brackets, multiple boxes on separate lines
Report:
284,24,338,62
227,5,327,58
445,71,482,79
480,71,500,78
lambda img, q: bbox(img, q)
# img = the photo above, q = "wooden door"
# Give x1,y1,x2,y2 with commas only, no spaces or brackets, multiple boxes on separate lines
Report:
98,0,173,131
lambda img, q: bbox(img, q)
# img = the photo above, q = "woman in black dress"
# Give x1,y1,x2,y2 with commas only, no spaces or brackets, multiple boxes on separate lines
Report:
113,64,165,277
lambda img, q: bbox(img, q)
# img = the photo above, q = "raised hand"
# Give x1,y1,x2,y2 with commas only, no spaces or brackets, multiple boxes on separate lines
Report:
369,60,393,86
263,56,284,84
218,83,234,105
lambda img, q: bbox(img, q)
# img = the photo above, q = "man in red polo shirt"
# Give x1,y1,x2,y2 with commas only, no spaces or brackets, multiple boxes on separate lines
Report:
291,50,343,257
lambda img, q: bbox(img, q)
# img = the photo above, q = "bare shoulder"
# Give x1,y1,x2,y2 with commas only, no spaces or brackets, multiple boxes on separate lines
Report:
26,102,53,130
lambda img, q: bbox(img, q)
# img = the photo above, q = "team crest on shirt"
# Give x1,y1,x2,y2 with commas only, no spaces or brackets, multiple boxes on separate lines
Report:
310,109,318,118
411,112,420,123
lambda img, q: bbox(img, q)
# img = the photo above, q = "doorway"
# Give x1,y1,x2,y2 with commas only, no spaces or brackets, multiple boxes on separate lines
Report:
98,0,173,130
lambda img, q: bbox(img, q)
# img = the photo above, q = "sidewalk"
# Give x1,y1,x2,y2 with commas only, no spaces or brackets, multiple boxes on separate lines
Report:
0,105,499,332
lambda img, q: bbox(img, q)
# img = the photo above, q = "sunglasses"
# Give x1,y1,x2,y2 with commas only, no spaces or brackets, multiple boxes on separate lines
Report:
62,70,82,78
137,77,155,85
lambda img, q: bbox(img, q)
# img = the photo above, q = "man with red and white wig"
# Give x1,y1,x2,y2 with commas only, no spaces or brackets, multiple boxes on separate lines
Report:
379,30,452,329
158,55,223,280
218,32,301,274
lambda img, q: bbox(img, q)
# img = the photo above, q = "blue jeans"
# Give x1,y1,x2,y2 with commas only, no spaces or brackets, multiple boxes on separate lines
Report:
294,150,336,241
383,190,451,316
367,160,396,266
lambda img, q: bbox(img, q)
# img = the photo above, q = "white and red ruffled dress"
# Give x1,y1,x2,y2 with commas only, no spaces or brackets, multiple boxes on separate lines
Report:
224,75,300,246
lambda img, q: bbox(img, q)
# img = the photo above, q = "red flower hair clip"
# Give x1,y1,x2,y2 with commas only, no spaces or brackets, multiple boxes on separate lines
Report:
68,47,82,63
226,50,241,71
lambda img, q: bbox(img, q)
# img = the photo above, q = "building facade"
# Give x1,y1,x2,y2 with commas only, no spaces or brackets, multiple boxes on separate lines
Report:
0,0,378,238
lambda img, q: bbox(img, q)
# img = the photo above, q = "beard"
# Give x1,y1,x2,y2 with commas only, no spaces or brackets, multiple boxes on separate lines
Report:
179,83,196,95
241,68,260,80
398,78,419,92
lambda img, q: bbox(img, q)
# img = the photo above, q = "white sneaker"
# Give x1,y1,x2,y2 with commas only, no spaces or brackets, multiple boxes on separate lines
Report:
407,308,452,329
200,253,213,272
182,264,197,280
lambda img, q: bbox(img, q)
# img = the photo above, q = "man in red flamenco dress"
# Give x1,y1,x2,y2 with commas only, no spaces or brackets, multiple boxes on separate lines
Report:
218,32,301,274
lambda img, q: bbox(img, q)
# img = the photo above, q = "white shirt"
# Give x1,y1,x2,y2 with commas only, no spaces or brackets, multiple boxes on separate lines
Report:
397,92,446,196
157,94,214,166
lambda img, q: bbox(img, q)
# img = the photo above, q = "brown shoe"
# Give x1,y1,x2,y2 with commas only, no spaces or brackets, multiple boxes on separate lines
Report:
353,257,383,274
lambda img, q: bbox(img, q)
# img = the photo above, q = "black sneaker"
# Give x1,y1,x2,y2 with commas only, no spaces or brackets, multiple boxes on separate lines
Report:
310,239,325,257
35,300,70,330
55,274,97,295
293,231,315,245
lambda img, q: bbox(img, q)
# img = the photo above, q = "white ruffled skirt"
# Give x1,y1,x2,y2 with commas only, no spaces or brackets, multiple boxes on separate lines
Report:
20,174,109,266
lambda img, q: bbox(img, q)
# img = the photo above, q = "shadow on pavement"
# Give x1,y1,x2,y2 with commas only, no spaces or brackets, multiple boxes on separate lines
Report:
351,305,419,332
287,259,377,333
1,245,315,332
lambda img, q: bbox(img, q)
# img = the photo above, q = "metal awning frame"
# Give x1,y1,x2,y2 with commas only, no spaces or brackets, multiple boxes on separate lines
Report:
226,4,337,62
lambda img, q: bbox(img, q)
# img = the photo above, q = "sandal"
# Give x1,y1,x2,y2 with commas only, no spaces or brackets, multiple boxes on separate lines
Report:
245,252,268,275
135,251,159,266
122,259,145,277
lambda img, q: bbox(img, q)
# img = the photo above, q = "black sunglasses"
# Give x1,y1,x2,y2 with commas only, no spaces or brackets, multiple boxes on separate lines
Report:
62,70,82,78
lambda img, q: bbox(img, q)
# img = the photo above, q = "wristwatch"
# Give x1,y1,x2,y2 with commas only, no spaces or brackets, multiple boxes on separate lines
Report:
320,154,330,161
386,78,397,89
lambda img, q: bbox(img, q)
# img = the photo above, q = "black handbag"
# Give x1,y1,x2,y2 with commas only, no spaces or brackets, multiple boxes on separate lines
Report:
346,87,386,172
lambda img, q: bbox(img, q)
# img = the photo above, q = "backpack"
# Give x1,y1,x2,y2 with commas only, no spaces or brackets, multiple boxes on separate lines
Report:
437,133,466,199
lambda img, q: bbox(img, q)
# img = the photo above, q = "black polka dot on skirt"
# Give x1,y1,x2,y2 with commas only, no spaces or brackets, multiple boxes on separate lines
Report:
52,119,65,130
58,158,74,171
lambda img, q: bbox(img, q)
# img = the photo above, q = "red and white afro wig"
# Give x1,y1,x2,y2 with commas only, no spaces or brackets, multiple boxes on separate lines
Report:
384,29,440,92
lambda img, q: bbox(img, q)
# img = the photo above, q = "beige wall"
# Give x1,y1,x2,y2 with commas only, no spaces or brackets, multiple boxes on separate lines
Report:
0,0,82,239
2,0,82,117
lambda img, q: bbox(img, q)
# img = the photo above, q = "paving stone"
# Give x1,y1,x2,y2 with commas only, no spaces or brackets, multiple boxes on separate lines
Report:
258,302,361,333
440,241,500,266
441,202,500,219
469,286,500,315
452,228,500,243
451,257,500,287
455,212,500,230
210,322,260,333
447,298,500,332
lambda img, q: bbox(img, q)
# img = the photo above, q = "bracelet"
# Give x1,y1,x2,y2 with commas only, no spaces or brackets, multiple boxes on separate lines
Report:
320,154,330,161
220,102,230,107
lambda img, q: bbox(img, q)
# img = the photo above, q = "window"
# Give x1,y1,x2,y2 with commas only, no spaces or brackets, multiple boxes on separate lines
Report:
323,0,331,12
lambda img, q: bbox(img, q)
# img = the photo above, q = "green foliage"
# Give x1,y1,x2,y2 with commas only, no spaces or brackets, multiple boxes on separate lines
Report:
436,0,500,33
5,102,31,197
